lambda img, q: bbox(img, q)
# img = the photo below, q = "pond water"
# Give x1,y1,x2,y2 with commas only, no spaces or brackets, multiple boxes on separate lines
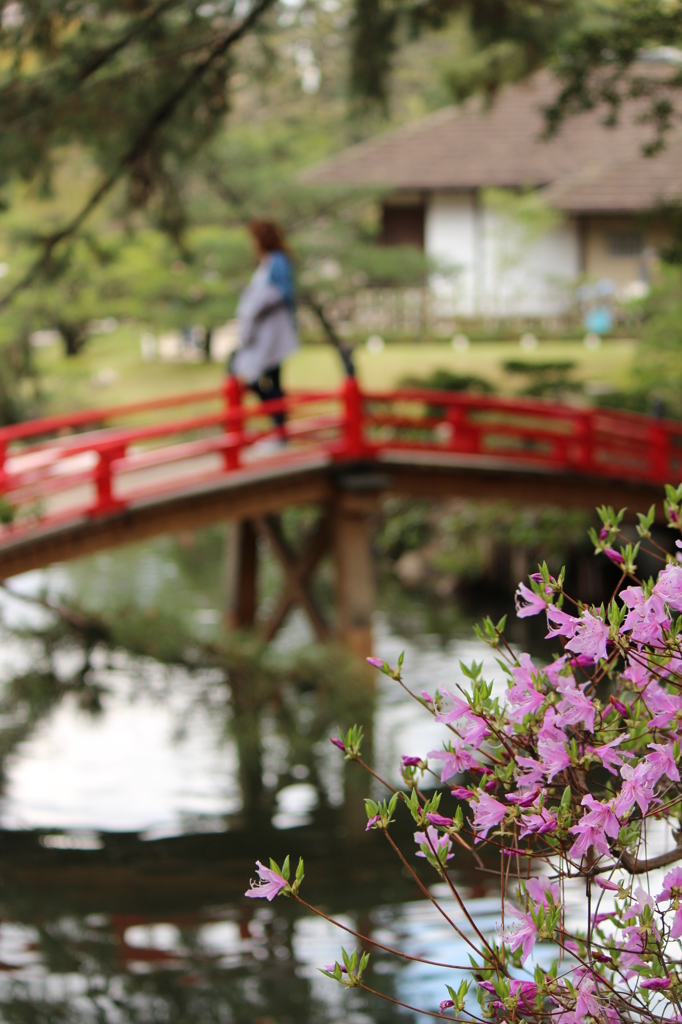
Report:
0,526,573,1023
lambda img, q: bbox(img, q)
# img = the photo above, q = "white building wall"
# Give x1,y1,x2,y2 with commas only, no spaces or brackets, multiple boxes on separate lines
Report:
424,192,477,317
424,190,581,318
480,205,580,317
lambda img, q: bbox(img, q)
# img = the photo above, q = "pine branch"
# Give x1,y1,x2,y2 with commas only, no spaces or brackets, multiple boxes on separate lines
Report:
0,0,277,313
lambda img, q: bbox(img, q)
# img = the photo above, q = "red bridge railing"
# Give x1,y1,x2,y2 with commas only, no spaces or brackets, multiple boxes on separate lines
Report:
0,376,679,538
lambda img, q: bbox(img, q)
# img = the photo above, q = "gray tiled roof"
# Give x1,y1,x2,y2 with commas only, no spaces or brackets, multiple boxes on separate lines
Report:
305,72,682,212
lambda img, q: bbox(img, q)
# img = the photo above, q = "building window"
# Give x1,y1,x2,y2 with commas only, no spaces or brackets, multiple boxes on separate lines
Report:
608,231,643,257
381,203,425,249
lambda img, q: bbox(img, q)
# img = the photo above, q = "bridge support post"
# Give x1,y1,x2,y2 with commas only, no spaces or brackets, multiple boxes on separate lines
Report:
224,519,258,630
333,493,376,660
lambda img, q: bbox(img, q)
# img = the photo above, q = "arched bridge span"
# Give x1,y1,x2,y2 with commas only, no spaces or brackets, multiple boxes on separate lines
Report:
0,378,677,653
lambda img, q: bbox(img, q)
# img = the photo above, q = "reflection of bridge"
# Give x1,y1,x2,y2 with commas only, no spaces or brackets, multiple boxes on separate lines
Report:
0,377,677,654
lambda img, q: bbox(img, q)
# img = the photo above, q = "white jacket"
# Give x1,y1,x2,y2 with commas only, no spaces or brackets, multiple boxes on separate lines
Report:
232,259,299,383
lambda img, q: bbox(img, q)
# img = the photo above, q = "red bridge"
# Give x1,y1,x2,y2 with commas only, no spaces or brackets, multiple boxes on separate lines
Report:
0,377,677,654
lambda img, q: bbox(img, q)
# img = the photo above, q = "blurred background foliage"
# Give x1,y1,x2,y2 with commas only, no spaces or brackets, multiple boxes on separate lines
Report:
0,1,681,420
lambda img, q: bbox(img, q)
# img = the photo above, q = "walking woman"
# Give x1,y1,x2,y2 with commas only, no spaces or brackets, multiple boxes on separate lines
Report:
231,220,299,436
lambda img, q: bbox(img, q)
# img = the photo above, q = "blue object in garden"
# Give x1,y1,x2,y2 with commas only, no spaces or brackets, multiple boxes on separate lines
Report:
585,305,613,335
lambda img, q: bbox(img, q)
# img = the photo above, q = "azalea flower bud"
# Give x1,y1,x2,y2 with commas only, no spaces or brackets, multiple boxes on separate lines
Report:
608,695,628,716
641,978,671,990
537,819,557,834
599,527,609,540
439,999,454,1013
365,814,381,831
451,786,473,799
421,689,433,703
401,755,422,767
426,812,454,828
366,657,384,669
604,548,624,565
595,877,620,891
330,737,346,751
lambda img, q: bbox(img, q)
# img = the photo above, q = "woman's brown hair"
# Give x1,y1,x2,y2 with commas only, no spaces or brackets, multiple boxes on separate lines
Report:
248,220,290,255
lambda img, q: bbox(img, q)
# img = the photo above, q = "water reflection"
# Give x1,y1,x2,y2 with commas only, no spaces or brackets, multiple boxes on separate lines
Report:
0,524,517,1023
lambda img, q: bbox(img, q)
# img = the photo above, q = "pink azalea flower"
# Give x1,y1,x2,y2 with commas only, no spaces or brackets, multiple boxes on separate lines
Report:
614,762,654,818
574,973,602,1020
526,876,560,907
428,744,477,781
546,606,580,639
654,562,682,611
565,610,609,662
631,885,656,919
458,715,490,750
622,655,652,687
537,737,571,781
593,736,627,775
543,655,570,687
471,793,507,841
619,923,647,974
657,866,682,938
538,706,568,744
515,755,546,789
245,861,288,901
434,689,473,724
620,585,669,646
515,582,546,617
500,902,538,963
644,741,680,785
414,825,453,861
578,794,620,838
658,866,682,902
647,687,682,729
507,658,546,723
568,822,611,861
555,677,596,732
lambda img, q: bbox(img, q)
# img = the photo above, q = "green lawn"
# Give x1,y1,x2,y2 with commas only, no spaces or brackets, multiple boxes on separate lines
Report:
33,327,637,415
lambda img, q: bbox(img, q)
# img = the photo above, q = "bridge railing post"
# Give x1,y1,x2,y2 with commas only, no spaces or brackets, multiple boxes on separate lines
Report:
446,399,478,454
567,410,594,474
224,375,244,471
342,376,365,459
94,442,126,515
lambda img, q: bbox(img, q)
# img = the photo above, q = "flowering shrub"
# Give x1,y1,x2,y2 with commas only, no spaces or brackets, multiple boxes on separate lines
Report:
245,485,682,1022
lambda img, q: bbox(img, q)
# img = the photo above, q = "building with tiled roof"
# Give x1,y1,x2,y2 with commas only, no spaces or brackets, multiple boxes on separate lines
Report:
306,71,681,318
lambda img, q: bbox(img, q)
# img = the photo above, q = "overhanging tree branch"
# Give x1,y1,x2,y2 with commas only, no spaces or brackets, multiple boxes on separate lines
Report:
0,0,277,313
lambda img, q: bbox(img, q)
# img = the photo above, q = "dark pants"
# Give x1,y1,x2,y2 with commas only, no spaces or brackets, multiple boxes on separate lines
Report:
248,365,286,429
